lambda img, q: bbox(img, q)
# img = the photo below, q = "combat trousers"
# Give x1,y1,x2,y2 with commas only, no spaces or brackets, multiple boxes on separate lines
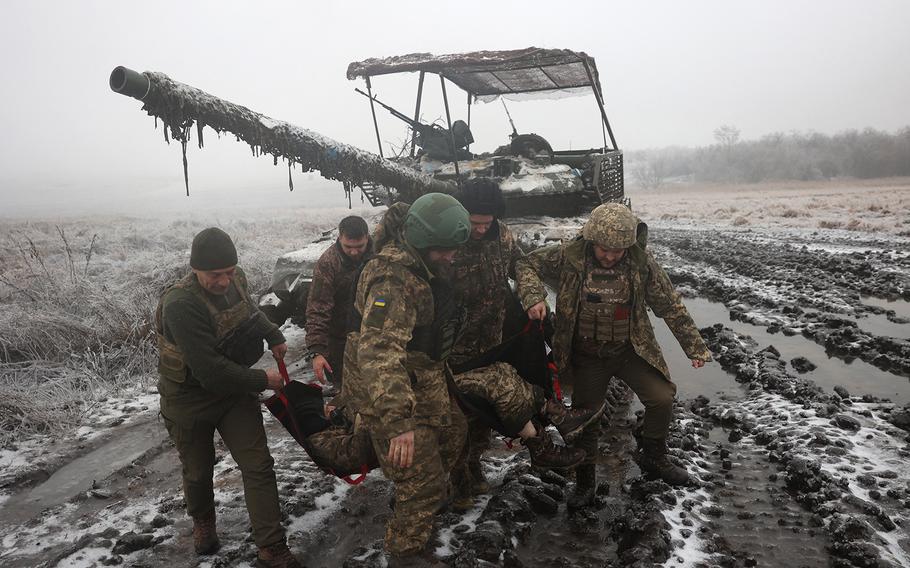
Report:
326,337,346,386
571,345,677,464
368,394,466,557
452,361,543,436
450,362,542,494
158,378,285,548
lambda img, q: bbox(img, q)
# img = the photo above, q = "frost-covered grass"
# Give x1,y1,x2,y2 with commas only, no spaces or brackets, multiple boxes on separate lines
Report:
0,206,376,445
631,177,910,235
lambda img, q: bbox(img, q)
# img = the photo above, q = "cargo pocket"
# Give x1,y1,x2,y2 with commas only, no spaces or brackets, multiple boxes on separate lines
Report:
158,350,186,384
160,407,194,447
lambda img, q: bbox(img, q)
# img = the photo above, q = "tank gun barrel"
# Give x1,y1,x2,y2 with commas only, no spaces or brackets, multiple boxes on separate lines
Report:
109,66,455,200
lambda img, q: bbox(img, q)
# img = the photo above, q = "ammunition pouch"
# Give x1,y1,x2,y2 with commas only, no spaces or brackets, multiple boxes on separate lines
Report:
215,313,267,367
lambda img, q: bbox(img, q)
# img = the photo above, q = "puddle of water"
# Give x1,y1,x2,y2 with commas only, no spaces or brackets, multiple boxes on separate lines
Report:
0,419,167,524
861,296,910,321
650,313,745,401
851,311,910,340
660,298,910,405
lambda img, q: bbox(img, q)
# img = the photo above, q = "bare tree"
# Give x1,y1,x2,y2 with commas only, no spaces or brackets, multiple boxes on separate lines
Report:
632,157,666,190
713,124,741,147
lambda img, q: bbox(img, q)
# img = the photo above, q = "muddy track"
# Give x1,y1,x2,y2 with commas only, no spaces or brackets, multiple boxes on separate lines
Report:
2,224,910,567
650,226,910,377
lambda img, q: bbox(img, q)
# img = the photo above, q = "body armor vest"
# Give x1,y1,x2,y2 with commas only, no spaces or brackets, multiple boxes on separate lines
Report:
348,268,464,363
576,255,632,345
155,271,257,383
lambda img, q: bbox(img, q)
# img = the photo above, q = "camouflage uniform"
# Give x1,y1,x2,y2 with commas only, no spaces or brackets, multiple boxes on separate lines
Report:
156,267,287,548
305,239,373,384
450,220,545,471
519,217,711,462
342,237,467,557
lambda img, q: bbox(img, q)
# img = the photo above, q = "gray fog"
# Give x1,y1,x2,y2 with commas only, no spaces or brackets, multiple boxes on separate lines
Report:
1,0,908,217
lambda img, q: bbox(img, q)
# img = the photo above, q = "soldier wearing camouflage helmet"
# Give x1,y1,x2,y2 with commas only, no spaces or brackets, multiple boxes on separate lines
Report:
341,193,470,562
519,203,711,506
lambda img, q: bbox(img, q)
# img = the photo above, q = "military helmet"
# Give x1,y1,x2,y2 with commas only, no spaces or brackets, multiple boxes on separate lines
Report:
403,193,470,250
582,203,638,249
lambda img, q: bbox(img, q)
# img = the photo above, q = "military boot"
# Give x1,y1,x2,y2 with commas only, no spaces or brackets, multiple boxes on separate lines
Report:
192,509,220,555
545,400,608,442
256,541,304,568
639,438,690,486
567,464,596,510
450,476,475,513
468,458,491,495
523,431,586,469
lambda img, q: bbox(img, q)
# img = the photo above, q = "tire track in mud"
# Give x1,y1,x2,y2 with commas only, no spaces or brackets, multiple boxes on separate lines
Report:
649,226,910,378
687,325,910,567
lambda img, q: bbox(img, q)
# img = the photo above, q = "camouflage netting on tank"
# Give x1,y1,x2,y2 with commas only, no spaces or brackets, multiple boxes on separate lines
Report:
139,71,456,199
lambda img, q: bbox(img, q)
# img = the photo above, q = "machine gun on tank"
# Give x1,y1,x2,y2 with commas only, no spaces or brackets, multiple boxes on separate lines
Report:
353,88,473,162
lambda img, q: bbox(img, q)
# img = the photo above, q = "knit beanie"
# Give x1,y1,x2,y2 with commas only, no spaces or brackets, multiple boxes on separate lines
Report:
190,227,238,270
457,177,505,217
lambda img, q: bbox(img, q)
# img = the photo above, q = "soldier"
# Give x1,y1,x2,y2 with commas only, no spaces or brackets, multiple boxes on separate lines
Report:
342,193,470,562
520,203,711,508
306,215,373,391
156,228,302,568
450,178,601,501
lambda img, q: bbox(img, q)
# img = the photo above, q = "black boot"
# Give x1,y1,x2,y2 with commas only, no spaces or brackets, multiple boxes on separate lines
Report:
544,399,608,442
567,464,596,510
523,430,586,469
639,438,689,486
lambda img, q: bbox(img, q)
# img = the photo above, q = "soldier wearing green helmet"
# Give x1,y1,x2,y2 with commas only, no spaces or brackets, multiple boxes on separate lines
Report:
519,202,711,505
340,193,471,562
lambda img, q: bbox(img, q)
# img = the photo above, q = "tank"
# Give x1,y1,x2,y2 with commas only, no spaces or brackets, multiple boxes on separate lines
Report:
110,48,625,323
110,47,623,215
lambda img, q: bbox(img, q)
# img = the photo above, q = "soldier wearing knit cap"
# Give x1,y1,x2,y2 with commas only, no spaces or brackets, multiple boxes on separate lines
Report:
156,227,303,568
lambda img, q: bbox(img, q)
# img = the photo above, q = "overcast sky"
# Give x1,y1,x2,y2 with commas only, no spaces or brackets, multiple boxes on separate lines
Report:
1,0,908,217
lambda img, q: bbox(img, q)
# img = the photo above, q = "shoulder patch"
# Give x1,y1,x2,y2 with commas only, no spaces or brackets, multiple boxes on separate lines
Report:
364,295,389,328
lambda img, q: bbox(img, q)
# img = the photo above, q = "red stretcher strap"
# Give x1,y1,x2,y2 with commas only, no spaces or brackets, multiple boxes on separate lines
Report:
341,463,370,485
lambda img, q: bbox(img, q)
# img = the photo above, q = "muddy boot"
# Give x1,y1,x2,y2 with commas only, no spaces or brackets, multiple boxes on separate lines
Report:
523,430,586,469
639,438,690,486
256,541,304,568
468,458,490,495
567,464,596,510
545,399,608,442
192,509,220,555
450,477,475,513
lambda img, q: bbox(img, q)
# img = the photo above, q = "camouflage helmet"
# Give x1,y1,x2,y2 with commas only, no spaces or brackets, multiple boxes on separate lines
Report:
582,203,638,249
403,193,470,250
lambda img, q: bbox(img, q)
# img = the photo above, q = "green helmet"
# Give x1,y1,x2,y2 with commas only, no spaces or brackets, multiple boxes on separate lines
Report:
403,193,470,249
582,203,638,249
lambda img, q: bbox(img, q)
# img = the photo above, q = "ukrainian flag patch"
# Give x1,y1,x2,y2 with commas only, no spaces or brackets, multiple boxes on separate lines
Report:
373,297,387,308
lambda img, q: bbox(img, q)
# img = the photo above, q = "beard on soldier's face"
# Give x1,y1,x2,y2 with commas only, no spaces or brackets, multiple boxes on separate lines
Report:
421,250,456,279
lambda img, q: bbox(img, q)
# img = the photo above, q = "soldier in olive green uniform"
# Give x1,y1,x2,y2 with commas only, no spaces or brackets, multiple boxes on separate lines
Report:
520,204,711,505
156,228,302,568
342,194,470,560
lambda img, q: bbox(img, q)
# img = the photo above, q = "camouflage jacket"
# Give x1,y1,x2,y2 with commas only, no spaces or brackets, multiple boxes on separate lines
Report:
305,239,373,356
451,220,542,363
519,220,711,380
342,238,451,438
